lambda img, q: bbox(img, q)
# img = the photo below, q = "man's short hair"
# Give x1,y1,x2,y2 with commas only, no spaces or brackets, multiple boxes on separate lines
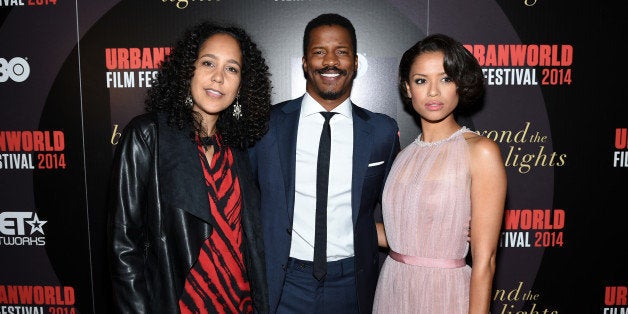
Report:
303,13,357,56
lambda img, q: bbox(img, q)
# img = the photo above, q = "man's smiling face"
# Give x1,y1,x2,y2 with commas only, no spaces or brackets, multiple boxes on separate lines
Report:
302,24,358,108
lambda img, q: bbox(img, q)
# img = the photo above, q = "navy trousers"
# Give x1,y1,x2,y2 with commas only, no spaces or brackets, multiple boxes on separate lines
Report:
277,257,359,314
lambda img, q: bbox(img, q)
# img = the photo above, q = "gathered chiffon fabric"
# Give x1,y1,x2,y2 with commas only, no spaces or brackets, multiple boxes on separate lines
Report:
373,127,473,314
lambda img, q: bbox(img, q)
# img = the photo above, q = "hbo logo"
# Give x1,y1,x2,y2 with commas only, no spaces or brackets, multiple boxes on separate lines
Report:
0,57,30,83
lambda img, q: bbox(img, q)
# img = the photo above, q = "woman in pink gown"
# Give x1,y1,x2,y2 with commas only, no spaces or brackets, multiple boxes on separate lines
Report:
373,34,507,314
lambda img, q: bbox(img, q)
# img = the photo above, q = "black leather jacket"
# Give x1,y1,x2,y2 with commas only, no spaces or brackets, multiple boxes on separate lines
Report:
107,112,268,313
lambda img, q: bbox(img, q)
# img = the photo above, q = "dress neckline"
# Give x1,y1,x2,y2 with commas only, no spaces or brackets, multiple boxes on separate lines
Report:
414,126,469,147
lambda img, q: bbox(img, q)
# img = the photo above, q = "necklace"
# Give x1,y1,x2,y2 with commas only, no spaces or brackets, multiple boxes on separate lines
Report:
415,127,467,146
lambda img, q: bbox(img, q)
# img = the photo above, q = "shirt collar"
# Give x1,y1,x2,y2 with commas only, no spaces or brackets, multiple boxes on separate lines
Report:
301,92,353,119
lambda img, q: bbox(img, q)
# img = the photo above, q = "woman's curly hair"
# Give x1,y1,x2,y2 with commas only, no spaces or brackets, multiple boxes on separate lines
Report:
146,21,272,149
398,33,484,111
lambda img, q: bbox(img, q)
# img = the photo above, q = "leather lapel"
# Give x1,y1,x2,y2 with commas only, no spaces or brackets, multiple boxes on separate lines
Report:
157,113,212,223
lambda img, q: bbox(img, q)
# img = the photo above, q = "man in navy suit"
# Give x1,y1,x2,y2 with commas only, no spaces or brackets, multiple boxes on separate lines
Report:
250,13,400,313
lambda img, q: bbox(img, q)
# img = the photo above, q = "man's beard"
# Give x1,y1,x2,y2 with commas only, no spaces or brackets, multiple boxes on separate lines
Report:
312,66,352,100
320,90,343,100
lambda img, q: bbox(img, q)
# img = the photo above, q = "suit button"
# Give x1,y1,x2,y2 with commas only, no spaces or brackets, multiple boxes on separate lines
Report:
286,228,292,235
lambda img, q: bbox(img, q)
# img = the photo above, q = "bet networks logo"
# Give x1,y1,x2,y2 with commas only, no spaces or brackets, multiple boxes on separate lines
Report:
0,211,46,246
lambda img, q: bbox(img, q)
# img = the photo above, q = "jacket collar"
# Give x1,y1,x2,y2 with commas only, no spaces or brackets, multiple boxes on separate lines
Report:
157,113,213,223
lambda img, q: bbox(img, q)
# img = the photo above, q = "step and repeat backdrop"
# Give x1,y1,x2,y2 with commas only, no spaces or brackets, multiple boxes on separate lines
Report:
1,0,626,313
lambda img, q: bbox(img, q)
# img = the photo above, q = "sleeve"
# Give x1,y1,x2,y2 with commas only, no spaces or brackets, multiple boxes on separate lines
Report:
107,119,152,313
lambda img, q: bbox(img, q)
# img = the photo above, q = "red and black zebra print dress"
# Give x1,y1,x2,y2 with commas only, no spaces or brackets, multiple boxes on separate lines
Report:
179,135,253,314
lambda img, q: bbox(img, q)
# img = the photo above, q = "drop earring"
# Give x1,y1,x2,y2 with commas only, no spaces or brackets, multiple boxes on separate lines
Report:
185,95,193,108
232,96,242,120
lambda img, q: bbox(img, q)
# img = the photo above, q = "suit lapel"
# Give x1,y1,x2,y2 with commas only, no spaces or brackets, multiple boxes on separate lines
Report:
351,105,372,225
275,98,372,225
276,98,302,220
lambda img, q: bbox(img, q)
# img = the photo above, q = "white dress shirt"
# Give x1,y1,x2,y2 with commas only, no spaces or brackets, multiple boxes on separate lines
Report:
289,93,354,261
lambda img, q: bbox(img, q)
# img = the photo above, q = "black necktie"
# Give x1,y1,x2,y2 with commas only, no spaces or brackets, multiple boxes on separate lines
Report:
313,111,336,281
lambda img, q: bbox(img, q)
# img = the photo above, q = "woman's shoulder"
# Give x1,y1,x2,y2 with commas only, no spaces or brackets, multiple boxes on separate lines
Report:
463,131,505,178
119,112,159,143
126,112,157,129
464,131,502,159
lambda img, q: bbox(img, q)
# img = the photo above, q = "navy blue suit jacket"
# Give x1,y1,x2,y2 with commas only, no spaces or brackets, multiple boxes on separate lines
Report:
249,96,400,313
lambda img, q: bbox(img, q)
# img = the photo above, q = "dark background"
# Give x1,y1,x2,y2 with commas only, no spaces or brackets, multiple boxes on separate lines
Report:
1,1,625,313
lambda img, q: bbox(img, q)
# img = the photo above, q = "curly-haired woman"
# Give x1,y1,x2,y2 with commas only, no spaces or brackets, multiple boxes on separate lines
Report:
108,21,272,314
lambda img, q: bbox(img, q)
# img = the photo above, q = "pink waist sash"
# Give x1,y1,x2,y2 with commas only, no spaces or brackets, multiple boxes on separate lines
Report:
388,250,466,269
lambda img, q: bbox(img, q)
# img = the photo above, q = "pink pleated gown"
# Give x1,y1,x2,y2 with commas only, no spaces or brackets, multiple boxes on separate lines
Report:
373,127,473,314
